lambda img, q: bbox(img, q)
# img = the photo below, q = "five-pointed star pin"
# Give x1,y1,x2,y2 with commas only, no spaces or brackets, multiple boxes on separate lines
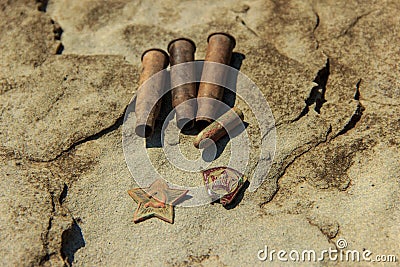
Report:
127,179,188,224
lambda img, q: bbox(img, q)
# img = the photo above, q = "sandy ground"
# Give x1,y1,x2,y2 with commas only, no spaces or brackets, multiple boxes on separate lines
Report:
0,0,399,266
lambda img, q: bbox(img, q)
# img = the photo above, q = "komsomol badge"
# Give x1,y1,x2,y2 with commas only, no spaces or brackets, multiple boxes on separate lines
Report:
202,167,247,206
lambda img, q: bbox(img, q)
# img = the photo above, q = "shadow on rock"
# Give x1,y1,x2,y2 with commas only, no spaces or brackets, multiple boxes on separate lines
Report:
223,180,250,210
61,219,85,266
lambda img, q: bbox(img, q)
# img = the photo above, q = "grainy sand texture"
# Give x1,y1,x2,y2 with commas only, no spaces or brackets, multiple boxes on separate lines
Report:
0,0,399,266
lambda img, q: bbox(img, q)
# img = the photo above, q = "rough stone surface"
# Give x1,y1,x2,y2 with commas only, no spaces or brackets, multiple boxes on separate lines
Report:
1,0,399,266
1,55,137,161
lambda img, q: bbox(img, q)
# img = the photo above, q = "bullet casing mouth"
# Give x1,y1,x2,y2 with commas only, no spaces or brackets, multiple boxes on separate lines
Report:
196,32,236,127
194,107,244,148
135,48,169,138
168,38,197,131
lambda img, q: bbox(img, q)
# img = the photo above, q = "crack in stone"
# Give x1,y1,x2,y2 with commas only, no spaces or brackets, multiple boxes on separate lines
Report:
38,184,85,266
39,192,56,265
292,58,330,122
51,20,63,41
306,216,340,242
335,103,364,137
59,183,68,205
61,218,85,266
34,90,66,122
31,106,127,163
37,170,85,266
280,124,332,176
36,0,49,12
312,9,320,49
353,78,361,100
55,43,64,55
235,16,260,37
335,79,364,137
260,125,332,207
51,18,65,55
337,10,376,38
39,3,65,54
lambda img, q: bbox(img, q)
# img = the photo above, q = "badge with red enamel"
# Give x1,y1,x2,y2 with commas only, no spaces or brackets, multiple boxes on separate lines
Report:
202,167,247,206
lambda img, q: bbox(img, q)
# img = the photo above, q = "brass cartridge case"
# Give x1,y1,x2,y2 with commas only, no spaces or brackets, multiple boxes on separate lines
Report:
168,38,197,130
196,33,236,125
135,49,169,138
193,107,244,148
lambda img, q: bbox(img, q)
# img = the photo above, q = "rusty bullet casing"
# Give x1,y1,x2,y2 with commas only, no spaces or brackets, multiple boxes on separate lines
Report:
193,107,244,148
135,49,169,138
168,38,197,130
196,32,236,125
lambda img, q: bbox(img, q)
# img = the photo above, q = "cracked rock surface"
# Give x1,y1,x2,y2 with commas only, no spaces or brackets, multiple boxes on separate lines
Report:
1,0,399,266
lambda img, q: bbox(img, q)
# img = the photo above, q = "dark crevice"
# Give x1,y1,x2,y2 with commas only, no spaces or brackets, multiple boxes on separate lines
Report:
39,192,56,265
312,10,320,49
260,125,332,207
292,58,330,122
59,183,68,205
335,80,365,137
313,58,329,112
61,219,86,266
35,106,128,163
57,178,85,266
40,181,85,266
39,216,53,265
51,20,63,40
314,12,320,30
354,78,361,100
56,43,64,55
36,0,49,12
39,251,55,265
51,19,64,55
35,1,66,54
337,10,375,38
343,12,369,35
58,108,126,154
335,103,365,137
235,16,259,37
292,105,309,122
281,125,332,177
